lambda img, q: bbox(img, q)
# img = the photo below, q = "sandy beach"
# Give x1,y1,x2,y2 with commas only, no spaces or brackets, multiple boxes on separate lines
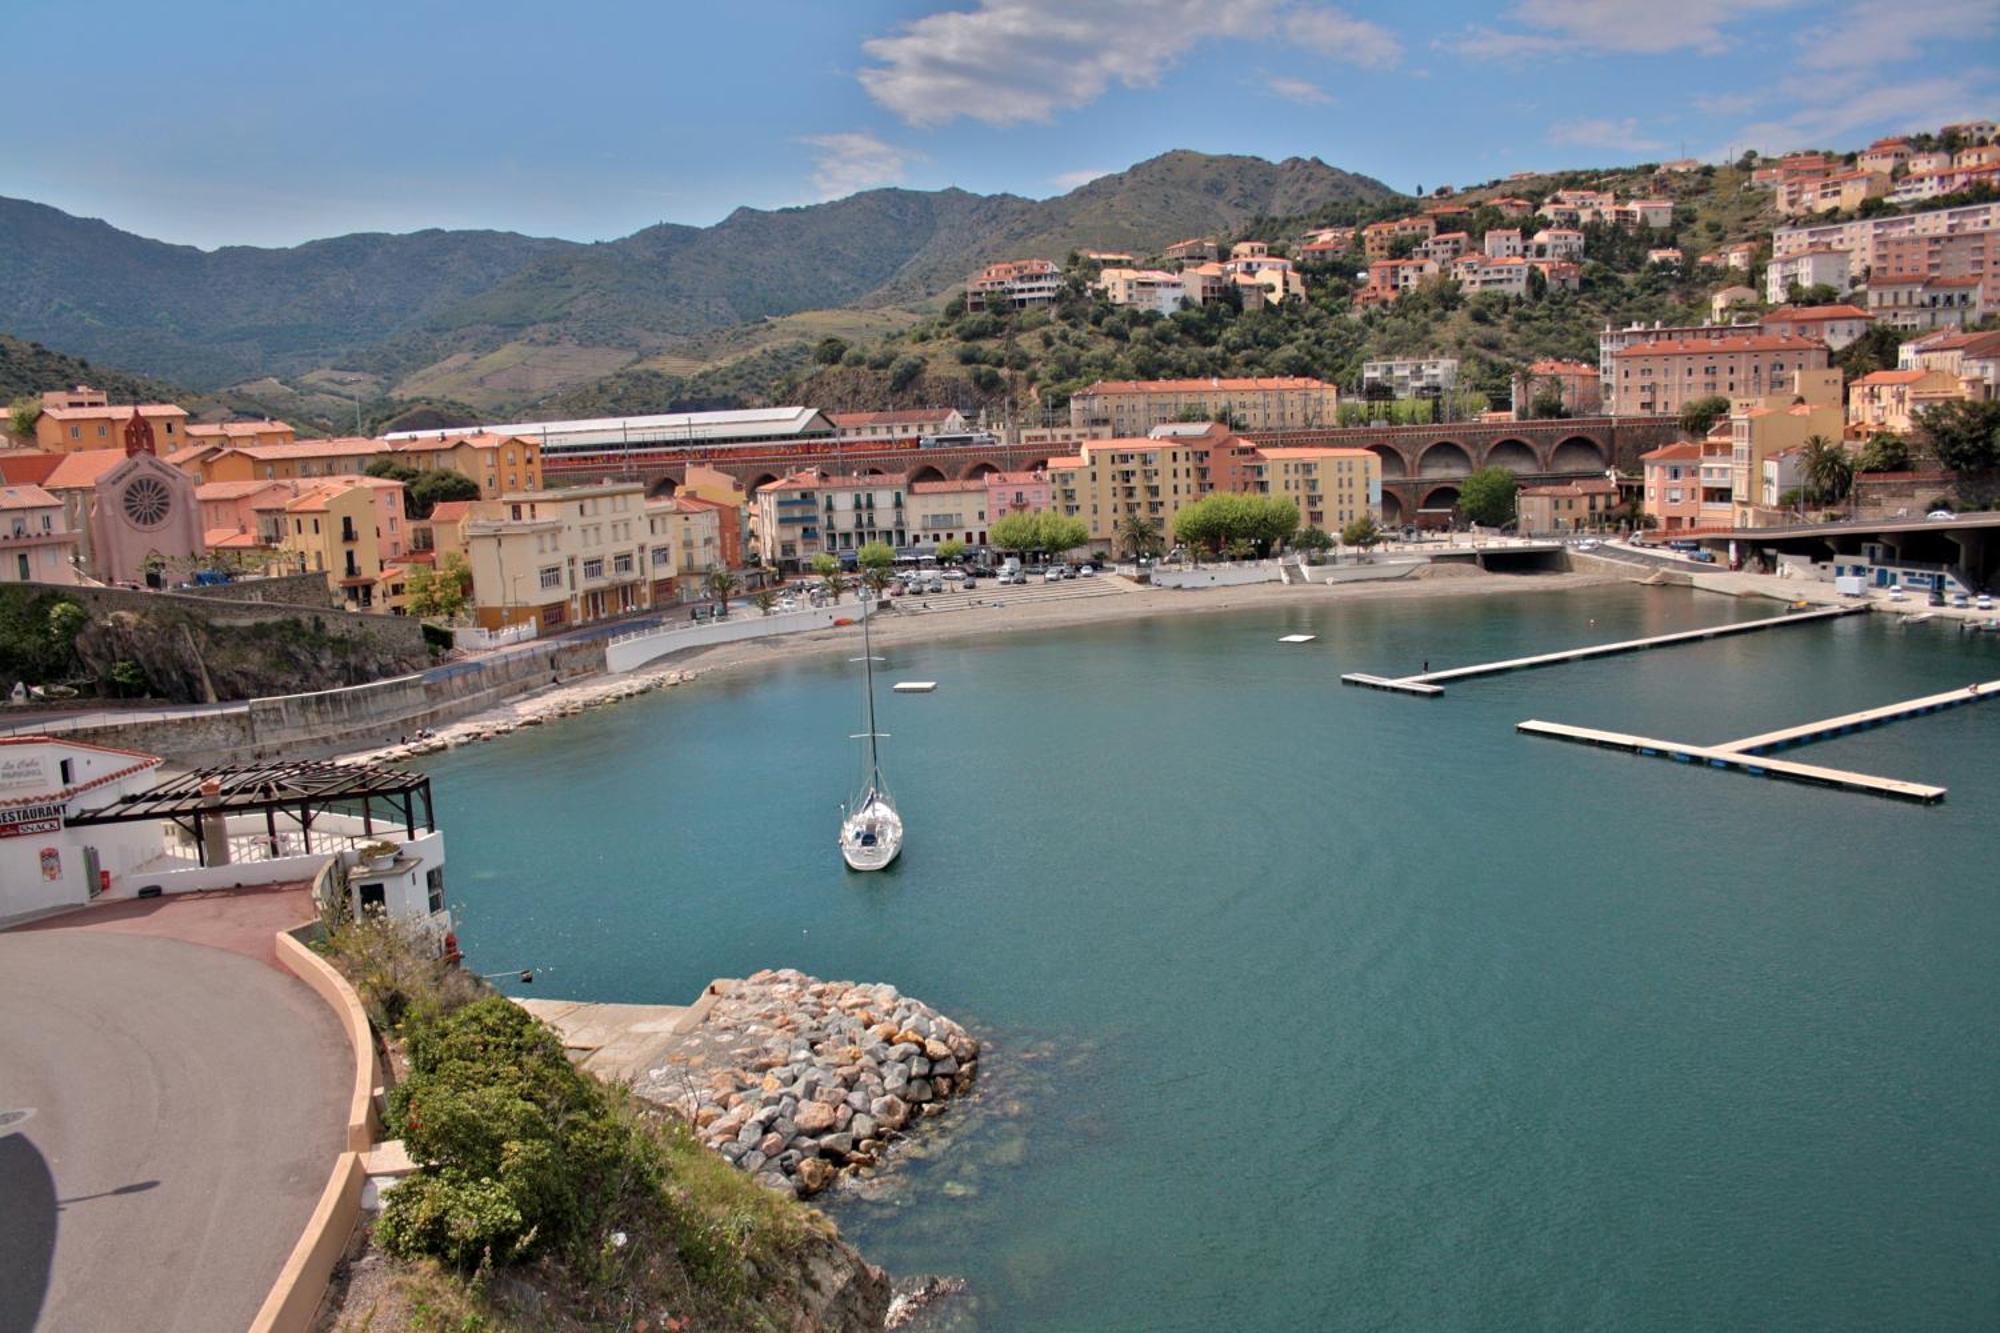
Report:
341,568,1630,764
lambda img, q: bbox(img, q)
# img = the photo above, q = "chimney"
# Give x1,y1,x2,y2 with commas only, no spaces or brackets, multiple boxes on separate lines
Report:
199,776,231,866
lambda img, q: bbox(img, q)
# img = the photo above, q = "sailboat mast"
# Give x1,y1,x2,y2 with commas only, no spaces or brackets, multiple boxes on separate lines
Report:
861,592,882,785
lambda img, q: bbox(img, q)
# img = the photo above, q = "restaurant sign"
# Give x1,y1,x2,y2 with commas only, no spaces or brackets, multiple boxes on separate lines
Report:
0,801,65,839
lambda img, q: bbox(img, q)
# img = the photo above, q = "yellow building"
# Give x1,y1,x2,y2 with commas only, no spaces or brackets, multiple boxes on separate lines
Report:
1240,448,1383,532
390,432,542,497
169,432,538,497
462,482,650,632
1729,369,1846,526
180,439,388,484
1046,436,1216,550
1847,368,1966,436
182,420,296,450
279,477,409,610
642,496,723,602
35,400,189,453
1069,377,1340,434
905,479,990,549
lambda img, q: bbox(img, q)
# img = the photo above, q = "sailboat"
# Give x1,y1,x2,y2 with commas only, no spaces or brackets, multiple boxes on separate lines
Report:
840,592,903,871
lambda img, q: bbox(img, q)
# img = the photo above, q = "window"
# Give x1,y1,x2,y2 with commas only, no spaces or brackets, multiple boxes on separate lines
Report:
539,565,561,590
426,867,446,915
14,554,25,580
358,882,386,913
583,557,604,580
613,552,634,575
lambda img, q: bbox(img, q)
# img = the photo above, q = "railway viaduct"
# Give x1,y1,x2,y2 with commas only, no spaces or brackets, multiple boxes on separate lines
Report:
543,416,1683,528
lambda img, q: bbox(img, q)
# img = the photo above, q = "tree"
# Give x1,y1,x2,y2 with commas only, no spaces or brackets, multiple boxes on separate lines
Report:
1858,432,1911,474
405,552,472,621
1921,399,2000,475
1338,515,1382,549
1040,515,1090,556
813,336,849,366
1457,466,1519,527
1798,435,1854,507
1678,395,1733,439
1835,324,1907,379
1529,380,1569,419
703,565,741,612
935,538,967,564
406,470,482,520
860,565,894,599
7,396,41,439
365,457,421,483
751,588,779,616
808,553,841,579
1292,525,1334,556
989,511,1042,560
856,540,896,572
1118,512,1163,561
819,571,851,604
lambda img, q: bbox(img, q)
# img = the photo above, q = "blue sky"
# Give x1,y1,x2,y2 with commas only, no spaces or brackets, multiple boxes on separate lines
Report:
5,0,1995,249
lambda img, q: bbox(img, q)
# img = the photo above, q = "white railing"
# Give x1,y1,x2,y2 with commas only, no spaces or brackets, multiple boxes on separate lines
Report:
454,621,539,652
605,604,852,672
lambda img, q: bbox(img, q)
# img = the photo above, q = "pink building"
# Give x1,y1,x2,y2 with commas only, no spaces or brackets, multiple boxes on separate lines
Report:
985,470,1051,523
1,483,81,584
1640,442,1704,531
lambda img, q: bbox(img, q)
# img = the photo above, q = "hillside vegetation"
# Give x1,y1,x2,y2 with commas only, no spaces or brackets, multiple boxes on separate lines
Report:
0,152,1393,413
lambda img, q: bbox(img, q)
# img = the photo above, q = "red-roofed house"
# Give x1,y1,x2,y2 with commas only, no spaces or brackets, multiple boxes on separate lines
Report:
1848,368,1966,434
2,483,80,584
1607,335,1830,417
1639,442,1703,530
827,408,969,441
1518,478,1619,533
1761,304,1870,350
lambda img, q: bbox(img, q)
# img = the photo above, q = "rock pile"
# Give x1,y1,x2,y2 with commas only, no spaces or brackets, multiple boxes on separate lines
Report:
635,969,979,1199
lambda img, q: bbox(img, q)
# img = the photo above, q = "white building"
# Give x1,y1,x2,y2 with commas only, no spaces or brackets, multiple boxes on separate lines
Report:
1361,358,1460,400
1765,248,1854,303
1096,267,1188,315
0,738,163,921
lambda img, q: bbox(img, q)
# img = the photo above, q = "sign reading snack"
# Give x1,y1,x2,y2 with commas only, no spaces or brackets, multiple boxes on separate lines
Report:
0,802,65,838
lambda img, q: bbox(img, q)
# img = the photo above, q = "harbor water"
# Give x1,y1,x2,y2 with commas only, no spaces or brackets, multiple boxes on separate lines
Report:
426,585,2000,1330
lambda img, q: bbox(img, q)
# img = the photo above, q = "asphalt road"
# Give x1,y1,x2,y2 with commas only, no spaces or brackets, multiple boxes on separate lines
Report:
0,932,347,1332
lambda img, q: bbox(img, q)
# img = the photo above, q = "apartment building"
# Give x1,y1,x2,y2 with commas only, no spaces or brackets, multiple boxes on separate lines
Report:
1760,304,1870,350
641,495,723,603
1416,231,1471,264
1873,229,1999,296
1847,368,1966,435
1362,358,1459,400
1898,328,2000,397
196,478,301,569
1777,169,1889,217
1,484,80,585
280,476,408,609
1609,335,1829,419
1097,267,1188,314
1888,162,2000,205
1164,237,1220,264
1639,442,1704,531
1518,478,1618,533
1484,228,1524,259
1727,370,1845,526
1765,247,1853,302
1532,228,1585,260
183,420,296,450
172,438,386,484
1864,274,1988,331
1068,377,1340,434
1772,201,2000,268
1239,448,1382,532
462,482,651,631
1451,255,1533,297
1598,319,1762,412
965,259,1062,311
753,471,909,570
985,470,1052,524
33,392,189,454
389,433,544,497
1858,138,1913,175
906,478,990,549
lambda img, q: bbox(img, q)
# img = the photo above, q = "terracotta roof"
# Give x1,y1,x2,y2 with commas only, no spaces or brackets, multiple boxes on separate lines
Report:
0,483,61,510
987,471,1046,484
1525,359,1598,375
222,438,388,461
1616,335,1824,356
196,479,296,500
424,500,476,524
1253,447,1377,459
1078,377,1332,394
827,409,958,427
1853,369,1929,385
203,528,267,549
40,404,186,421
1767,304,1868,321
1522,478,1618,497
0,452,65,486
908,479,988,493
43,449,132,489
1045,455,1086,469
1640,443,1701,461
184,420,293,440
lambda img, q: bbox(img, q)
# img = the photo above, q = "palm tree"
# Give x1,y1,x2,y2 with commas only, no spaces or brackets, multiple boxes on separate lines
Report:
1118,511,1161,563
703,566,741,613
1226,538,1257,562
860,566,893,600
1798,435,1853,511
751,588,779,617
820,571,851,605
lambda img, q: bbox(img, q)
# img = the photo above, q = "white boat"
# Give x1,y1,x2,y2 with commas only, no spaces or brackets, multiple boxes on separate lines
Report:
840,597,903,871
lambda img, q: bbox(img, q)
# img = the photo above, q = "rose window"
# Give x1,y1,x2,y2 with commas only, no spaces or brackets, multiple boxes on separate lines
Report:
122,476,173,528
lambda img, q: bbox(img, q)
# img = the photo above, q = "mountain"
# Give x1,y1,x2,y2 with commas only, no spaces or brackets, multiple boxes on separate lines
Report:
0,152,1395,407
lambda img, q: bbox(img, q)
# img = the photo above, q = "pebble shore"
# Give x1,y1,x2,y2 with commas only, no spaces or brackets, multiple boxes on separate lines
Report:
633,969,980,1199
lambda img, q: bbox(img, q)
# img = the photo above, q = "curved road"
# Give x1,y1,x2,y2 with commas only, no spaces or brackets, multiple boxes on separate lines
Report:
0,931,347,1332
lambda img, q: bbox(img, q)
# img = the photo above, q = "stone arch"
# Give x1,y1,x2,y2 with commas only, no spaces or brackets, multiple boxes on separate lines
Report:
1378,492,1405,526
908,464,948,484
960,460,1000,480
1022,457,1050,473
1422,484,1462,511
646,475,679,498
746,471,780,494
1418,441,1473,477
1551,435,1607,471
1369,444,1407,478
1484,439,1538,473
860,466,886,476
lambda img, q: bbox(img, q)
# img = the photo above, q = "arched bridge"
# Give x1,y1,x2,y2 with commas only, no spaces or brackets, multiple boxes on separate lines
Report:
1244,416,1680,527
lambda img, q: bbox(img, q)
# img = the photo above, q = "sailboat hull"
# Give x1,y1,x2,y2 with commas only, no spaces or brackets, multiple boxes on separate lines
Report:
840,796,903,871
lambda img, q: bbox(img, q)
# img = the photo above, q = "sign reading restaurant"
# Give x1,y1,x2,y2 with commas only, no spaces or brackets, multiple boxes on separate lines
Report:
0,801,65,839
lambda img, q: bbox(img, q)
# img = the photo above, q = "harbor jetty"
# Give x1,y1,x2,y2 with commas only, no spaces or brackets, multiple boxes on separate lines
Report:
521,968,979,1199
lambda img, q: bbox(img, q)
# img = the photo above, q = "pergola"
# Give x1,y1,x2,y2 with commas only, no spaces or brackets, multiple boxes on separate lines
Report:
68,760,435,868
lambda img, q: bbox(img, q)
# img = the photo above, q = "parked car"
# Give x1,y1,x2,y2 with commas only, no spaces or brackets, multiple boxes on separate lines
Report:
960,574,977,590
925,575,945,593
1688,551,1716,563
1005,570,1027,585
1044,568,1063,583
887,580,907,596
1953,591,1971,608
1978,594,1994,611
1928,509,1956,521
1077,564,1097,577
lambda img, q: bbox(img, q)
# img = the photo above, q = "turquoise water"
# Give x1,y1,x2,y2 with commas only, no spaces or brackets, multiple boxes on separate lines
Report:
426,586,2000,1330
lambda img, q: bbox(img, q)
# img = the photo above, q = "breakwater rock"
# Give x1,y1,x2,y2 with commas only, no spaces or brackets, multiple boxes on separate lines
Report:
635,969,980,1199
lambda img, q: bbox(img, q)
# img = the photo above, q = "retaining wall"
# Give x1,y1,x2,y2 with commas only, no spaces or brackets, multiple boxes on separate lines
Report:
171,573,337,608
1151,563,1285,589
606,604,848,673
34,581,425,660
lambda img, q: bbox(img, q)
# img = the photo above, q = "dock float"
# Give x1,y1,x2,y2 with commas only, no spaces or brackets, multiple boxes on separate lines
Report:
1279,634,1317,644
1517,719,1946,803
1342,673,1444,696
892,681,938,693
1341,605,1862,695
1715,678,2000,754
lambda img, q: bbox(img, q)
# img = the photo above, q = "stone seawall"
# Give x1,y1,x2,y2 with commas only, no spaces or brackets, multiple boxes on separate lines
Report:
168,572,337,607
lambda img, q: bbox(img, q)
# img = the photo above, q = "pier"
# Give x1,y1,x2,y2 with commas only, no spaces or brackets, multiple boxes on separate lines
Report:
1516,720,1948,803
1715,679,2000,754
1341,605,1862,695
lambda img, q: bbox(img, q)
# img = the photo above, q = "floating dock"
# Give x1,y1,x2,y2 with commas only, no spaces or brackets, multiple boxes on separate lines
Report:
1516,720,1947,803
1279,634,1317,644
892,681,938,693
1341,605,1862,695
1715,679,2000,754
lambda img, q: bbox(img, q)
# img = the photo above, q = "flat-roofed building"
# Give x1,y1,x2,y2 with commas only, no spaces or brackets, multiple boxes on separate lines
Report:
1519,477,1618,533
1068,376,1339,434
1761,304,1871,350
753,471,910,570
827,408,968,440
1609,335,1830,418
906,478,990,549
463,482,651,631
1,483,80,585
965,258,1062,312
1362,358,1459,401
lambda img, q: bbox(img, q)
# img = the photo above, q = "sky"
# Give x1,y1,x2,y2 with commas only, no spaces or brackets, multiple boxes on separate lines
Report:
4,0,1996,250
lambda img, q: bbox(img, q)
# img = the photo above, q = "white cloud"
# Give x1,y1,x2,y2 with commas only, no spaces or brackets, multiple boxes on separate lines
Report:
801,133,917,200
1048,167,1114,191
858,0,1398,128
1265,74,1334,104
1693,91,1762,117
1729,72,1995,155
1794,0,1998,69
1548,116,1667,153
1448,0,1795,59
